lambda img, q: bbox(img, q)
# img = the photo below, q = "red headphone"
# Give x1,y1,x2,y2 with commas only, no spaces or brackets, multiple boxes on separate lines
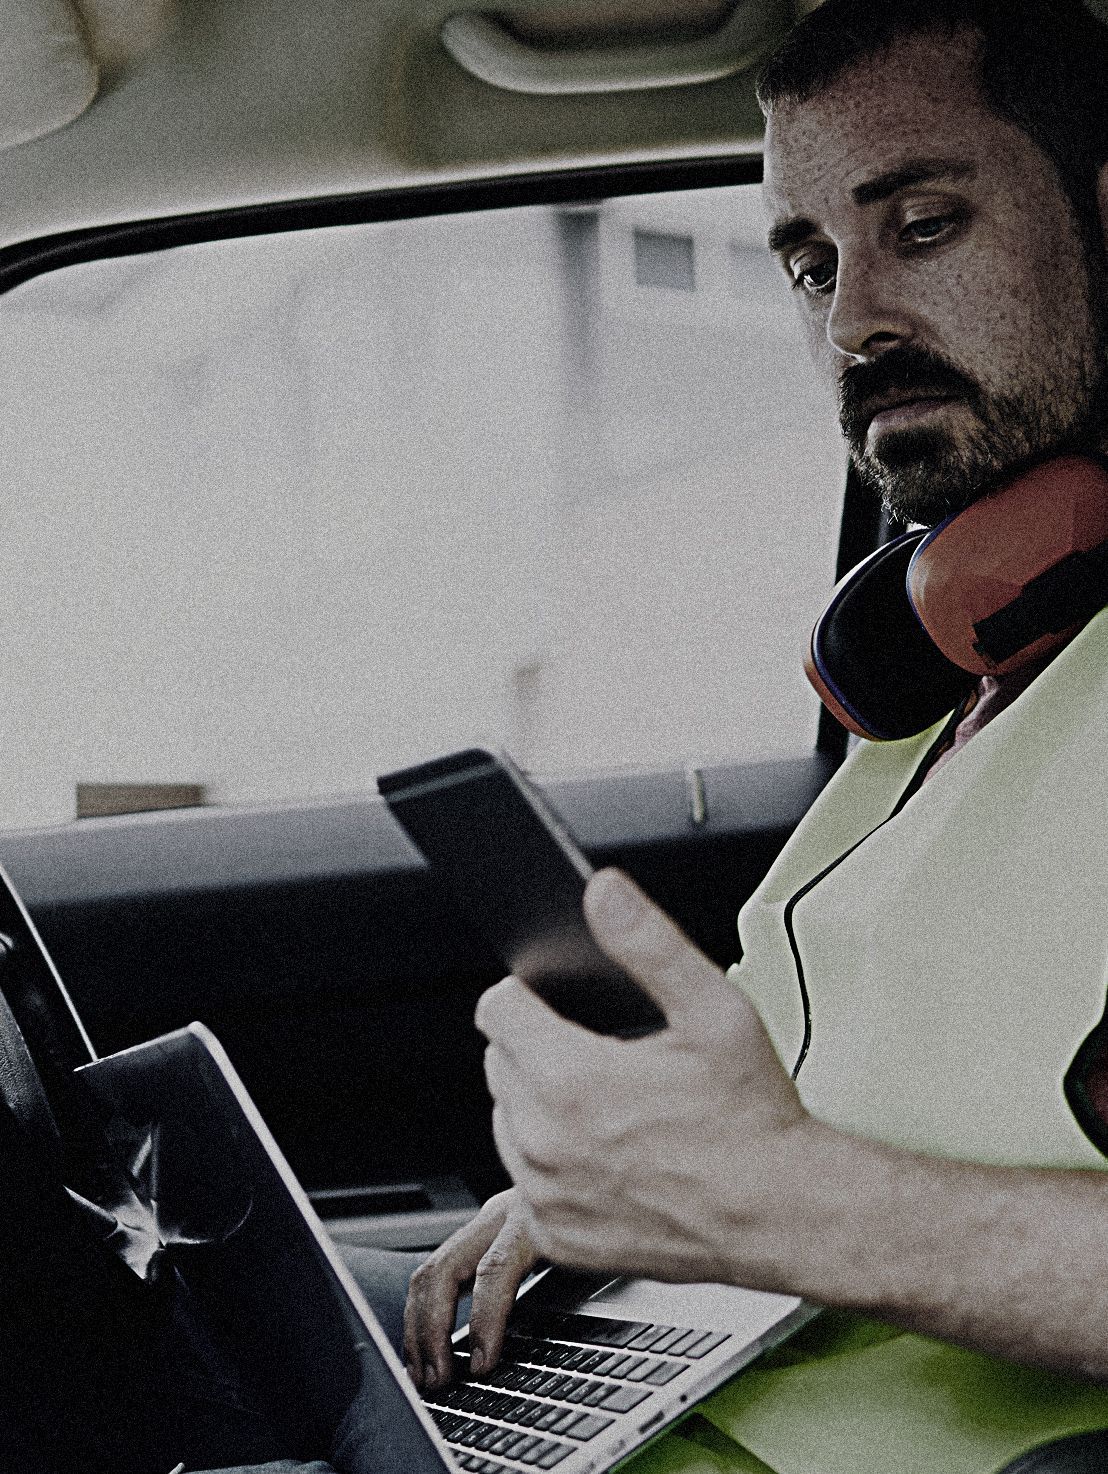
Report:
805,456,1108,740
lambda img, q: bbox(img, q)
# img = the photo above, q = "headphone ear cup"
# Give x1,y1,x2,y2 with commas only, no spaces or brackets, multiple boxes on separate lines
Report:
807,532,974,741
906,455,1108,674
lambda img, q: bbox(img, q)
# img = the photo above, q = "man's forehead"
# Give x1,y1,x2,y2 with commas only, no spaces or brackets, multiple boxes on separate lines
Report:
761,31,996,214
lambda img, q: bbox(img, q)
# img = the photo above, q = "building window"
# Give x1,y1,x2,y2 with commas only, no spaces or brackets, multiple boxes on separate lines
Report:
633,229,695,291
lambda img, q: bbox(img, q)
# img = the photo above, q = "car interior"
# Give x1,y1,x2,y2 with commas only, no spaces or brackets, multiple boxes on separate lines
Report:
3,3,1093,1471
0,0,863,1241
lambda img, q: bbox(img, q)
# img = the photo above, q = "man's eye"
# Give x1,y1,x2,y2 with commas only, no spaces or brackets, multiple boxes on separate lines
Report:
791,258,837,296
900,213,958,246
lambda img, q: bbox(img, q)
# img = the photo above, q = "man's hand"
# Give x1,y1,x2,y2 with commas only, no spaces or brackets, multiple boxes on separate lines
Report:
403,1187,539,1390
476,868,1108,1382
475,867,815,1289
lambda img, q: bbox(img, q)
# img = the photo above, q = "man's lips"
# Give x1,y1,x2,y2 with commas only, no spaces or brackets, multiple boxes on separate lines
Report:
865,392,961,435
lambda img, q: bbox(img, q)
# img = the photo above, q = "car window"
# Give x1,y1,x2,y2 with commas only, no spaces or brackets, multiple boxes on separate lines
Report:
0,183,844,826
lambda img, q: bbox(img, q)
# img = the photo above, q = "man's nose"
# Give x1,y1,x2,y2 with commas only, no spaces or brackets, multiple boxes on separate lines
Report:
826,259,914,362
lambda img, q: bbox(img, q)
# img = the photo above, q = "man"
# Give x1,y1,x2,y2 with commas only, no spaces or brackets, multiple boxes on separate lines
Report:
403,1,1108,1469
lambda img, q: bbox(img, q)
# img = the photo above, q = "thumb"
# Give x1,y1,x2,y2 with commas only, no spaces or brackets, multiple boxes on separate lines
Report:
582,868,724,1027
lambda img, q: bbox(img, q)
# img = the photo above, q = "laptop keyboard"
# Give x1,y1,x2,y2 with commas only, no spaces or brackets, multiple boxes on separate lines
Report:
425,1311,730,1472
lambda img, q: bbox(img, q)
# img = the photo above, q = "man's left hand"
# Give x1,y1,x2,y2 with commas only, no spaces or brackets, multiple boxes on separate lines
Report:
475,867,816,1289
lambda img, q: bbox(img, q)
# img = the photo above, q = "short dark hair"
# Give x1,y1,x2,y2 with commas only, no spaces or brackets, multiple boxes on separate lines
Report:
757,0,1108,249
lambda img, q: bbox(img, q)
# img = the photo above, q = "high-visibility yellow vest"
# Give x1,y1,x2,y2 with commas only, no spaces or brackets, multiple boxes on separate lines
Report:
622,607,1108,1474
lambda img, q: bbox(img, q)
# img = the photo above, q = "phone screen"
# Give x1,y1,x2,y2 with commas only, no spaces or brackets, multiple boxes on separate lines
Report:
378,749,666,1037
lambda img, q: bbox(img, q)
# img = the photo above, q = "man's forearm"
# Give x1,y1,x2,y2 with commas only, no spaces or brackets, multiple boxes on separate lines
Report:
759,1119,1108,1380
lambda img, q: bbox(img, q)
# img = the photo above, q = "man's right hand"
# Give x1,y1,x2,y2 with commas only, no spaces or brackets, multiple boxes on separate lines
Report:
402,1187,540,1391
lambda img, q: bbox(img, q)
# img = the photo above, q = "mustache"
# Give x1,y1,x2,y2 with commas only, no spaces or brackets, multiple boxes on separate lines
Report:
839,347,984,446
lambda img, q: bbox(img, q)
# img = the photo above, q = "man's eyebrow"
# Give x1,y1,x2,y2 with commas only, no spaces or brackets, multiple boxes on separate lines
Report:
767,216,818,255
851,157,976,207
766,159,977,255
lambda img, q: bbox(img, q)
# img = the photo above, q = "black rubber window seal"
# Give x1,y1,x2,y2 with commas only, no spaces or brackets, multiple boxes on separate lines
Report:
0,154,762,298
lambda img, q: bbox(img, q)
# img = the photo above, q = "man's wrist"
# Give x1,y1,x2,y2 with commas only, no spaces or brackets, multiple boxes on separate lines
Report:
716,1116,911,1312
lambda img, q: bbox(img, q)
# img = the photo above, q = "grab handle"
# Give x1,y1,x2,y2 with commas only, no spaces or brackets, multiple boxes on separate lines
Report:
439,1,777,95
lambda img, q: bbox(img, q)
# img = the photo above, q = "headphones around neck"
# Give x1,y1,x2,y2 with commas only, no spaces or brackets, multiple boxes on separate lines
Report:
805,455,1108,741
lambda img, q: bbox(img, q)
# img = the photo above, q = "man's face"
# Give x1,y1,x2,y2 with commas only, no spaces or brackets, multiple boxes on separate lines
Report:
762,30,1108,524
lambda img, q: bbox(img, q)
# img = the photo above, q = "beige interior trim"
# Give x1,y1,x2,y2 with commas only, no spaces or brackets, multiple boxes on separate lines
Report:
440,0,775,93
0,0,174,152
0,0,775,253
0,0,98,149
502,2,734,48
73,0,176,73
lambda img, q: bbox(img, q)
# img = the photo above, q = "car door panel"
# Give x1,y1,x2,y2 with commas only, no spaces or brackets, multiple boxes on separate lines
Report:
0,752,837,1218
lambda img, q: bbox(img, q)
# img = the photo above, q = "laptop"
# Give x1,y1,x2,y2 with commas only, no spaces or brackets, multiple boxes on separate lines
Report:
76,1023,814,1474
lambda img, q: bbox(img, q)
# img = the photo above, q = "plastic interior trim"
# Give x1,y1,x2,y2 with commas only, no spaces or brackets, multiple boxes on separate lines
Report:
439,0,778,94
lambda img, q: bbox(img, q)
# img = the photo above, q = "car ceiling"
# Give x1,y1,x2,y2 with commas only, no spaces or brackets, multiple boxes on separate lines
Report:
0,0,822,254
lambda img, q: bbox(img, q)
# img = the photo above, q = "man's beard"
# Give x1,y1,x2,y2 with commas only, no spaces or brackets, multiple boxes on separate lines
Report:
839,342,1108,526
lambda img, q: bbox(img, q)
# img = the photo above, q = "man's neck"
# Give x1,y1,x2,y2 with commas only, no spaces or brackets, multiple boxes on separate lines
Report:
923,649,1059,782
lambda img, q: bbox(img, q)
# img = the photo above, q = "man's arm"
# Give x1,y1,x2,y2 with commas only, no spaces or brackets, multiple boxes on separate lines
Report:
475,868,1108,1384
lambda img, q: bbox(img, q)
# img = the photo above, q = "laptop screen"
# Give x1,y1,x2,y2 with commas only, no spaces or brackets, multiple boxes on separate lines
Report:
77,1024,452,1474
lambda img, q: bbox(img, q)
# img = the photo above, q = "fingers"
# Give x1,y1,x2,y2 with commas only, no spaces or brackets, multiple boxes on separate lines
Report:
475,975,607,1067
467,1205,540,1375
477,875,726,1057
582,868,722,1027
403,1192,511,1390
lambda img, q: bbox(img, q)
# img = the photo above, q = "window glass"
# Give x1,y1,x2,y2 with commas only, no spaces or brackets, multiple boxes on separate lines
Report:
0,184,844,825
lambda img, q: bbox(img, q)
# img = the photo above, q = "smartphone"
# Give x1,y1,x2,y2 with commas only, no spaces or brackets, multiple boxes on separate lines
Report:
377,748,666,1038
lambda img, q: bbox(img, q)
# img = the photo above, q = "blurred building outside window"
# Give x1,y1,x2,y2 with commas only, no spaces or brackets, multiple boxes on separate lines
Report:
0,184,843,827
